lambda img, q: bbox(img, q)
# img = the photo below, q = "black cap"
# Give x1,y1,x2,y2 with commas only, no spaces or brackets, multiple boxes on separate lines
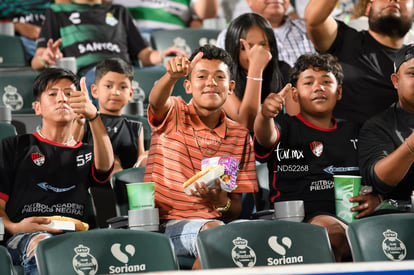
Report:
394,44,414,72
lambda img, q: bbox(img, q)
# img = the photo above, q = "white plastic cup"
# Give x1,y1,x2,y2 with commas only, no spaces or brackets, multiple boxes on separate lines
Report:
411,191,414,211
0,22,14,36
0,217,4,241
0,105,12,124
128,208,159,232
56,57,77,74
273,200,305,222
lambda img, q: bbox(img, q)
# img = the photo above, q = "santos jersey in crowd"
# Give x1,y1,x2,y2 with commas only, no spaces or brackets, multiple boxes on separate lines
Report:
112,0,193,30
254,114,360,216
36,2,148,75
82,114,142,169
0,133,111,237
0,0,51,24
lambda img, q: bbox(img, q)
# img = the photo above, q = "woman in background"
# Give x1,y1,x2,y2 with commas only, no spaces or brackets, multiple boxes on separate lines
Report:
224,13,297,132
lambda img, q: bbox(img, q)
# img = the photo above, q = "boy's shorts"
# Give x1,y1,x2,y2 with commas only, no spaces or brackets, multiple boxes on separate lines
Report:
163,219,224,257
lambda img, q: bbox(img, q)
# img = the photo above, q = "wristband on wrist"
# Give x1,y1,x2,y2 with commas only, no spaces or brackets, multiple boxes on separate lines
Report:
37,55,49,68
246,76,263,81
404,139,414,155
215,198,231,213
405,140,414,156
88,111,100,122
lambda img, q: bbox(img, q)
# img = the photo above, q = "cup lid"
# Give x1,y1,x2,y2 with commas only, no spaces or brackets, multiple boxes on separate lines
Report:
333,175,361,178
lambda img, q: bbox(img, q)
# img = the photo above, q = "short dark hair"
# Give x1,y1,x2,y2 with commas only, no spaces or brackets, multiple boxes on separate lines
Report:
33,68,80,100
289,53,344,87
94,57,134,83
189,44,233,79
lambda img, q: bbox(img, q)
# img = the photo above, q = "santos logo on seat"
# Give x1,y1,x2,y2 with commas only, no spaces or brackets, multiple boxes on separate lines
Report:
71,243,146,275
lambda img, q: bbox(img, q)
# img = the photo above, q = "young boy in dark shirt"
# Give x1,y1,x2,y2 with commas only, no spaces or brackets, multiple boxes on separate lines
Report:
73,58,147,173
254,53,381,261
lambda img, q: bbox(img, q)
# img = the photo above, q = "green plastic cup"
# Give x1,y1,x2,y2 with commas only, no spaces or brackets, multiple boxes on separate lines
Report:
333,175,362,223
126,182,155,210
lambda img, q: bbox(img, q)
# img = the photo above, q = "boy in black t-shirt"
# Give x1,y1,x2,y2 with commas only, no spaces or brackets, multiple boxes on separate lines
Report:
254,53,381,262
73,57,147,173
0,68,114,274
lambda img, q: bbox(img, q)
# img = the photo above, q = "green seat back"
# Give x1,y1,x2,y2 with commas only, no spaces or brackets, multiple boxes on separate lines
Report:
197,220,335,269
0,246,15,275
150,28,221,56
10,113,42,135
35,228,178,275
0,70,39,114
131,67,165,117
130,67,190,119
171,76,190,103
347,213,414,262
110,167,146,216
0,35,27,67
0,122,17,140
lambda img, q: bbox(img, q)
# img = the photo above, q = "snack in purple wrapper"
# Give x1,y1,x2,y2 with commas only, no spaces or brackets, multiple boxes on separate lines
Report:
201,156,240,192
183,165,225,195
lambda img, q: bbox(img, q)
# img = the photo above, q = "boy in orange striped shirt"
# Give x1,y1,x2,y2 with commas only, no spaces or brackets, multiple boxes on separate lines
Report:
143,45,258,269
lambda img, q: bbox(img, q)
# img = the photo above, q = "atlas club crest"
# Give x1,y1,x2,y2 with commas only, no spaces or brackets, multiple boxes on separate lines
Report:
310,141,323,157
31,152,45,166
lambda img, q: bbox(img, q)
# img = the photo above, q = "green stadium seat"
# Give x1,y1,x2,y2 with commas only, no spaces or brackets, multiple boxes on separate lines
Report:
0,122,17,140
0,34,27,67
150,28,221,56
0,70,39,114
128,67,191,119
196,220,335,269
35,228,178,275
347,213,414,262
130,67,165,117
0,246,16,275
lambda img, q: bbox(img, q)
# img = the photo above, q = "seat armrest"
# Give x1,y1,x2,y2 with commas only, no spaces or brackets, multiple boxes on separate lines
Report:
106,216,128,229
250,209,274,220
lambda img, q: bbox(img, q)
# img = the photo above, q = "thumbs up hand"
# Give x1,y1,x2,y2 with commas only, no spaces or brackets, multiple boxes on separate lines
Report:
69,77,98,120
261,84,292,119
